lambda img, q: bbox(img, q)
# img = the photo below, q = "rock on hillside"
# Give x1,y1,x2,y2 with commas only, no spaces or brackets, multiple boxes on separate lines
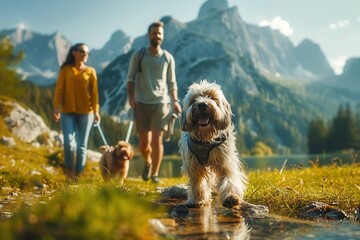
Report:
1,99,60,147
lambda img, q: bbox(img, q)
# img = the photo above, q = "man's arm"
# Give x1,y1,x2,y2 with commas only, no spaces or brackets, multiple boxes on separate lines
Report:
170,89,182,114
127,81,136,108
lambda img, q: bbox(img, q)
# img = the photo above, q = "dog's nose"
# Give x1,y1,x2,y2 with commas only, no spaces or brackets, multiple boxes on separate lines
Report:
198,102,208,112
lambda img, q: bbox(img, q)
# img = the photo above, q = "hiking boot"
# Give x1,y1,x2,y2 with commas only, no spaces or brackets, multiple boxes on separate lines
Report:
151,175,161,184
142,163,151,181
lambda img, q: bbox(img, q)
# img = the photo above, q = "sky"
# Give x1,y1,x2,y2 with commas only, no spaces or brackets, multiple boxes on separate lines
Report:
0,0,359,74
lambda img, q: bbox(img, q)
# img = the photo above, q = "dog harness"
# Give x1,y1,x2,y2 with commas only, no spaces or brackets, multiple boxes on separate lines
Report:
187,136,227,165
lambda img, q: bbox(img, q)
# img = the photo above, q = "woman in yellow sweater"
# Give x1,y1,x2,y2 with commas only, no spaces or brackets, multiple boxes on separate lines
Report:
53,43,100,180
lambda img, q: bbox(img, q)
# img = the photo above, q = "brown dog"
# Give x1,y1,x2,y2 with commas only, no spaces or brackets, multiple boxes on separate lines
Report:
99,141,134,184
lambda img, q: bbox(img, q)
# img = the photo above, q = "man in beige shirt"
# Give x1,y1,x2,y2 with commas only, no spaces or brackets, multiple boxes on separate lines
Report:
127,21,181,183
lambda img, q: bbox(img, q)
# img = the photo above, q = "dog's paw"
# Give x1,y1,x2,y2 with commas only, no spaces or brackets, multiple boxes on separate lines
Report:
185,199,212,208
222,195,241,209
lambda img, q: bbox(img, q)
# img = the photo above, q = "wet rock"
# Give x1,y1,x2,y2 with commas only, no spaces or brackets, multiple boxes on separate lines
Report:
1,211,13,218
149,219,169,235
42,165,56,174
355,206,360,221
160,184,188,199
31,170,42,176
230,202,269,218
34,180,47,190
1,187,15,191
299,201,349,220
172,204,189,217
0,136,16,147
10,192,19,197
158,218,177,228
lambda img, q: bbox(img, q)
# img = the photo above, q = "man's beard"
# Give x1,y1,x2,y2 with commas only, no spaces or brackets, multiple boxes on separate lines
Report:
150,38,162,47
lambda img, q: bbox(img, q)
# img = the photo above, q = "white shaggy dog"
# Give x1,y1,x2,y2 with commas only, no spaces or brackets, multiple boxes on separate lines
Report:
179,80,248,208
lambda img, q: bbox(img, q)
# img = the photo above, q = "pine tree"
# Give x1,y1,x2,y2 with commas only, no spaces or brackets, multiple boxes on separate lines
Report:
354,103,360,149
0,36,24,98
307,118,328,154
327,103,357,152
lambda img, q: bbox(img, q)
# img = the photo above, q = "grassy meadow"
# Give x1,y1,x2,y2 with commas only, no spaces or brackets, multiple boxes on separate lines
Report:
0,124,359,239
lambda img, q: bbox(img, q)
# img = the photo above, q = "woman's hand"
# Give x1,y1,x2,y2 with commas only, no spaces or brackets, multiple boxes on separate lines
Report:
53,109,60,123
94,112,101,124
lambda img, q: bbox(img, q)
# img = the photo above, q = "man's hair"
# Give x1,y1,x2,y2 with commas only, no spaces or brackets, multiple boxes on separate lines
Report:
147,21,164,34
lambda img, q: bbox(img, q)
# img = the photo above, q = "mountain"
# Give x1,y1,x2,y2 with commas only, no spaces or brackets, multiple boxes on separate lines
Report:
2,0,359,154
341,58,360,86
98,0,359,154
86,29,133,72
1,0,335,84
314,57,360,92
0,28,133,85
0,27,71,86
295,39,335,79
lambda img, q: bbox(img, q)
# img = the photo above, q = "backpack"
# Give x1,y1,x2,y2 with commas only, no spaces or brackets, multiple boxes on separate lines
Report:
137,47,171,72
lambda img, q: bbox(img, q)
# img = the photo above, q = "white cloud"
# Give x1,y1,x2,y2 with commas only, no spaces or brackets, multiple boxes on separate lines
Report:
327,19,349,30
258,16,294,36
358,16,360,22
331,56,348,75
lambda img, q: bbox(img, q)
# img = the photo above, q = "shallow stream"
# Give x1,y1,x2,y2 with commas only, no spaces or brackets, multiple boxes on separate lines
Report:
157,199,360,240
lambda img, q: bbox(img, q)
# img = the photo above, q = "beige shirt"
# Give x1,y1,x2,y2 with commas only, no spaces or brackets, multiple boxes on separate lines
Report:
126,48,177,104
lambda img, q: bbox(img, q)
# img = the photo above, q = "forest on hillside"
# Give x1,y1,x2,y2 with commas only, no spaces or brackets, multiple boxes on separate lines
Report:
308,103,360,154
1,35,360,156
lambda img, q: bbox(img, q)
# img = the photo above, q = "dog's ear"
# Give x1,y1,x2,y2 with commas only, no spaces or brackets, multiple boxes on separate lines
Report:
117,141,127,147
180,111,191,132
98,145,109,153
218,96,232,130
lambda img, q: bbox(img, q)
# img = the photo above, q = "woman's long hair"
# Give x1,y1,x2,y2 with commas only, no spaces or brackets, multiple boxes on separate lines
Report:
60,43,86,68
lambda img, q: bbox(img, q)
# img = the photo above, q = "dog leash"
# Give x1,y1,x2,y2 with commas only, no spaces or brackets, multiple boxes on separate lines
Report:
94,122,109,146
125,121,133,143
125,108,134,143
94,111,134,146
164,112,180,142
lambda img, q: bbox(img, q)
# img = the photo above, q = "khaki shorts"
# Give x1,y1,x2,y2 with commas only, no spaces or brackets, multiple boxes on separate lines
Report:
135,102,170,132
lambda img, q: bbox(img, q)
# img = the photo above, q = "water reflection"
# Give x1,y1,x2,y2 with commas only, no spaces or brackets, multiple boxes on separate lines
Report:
168,203,251,239
164,201,360,239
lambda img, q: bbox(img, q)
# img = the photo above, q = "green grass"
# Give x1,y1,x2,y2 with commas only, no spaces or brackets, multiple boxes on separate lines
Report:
246,164,360,216
0,119,359,239
0,182,161,240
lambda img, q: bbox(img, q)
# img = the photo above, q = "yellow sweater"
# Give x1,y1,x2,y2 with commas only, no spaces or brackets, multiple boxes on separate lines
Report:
53,65,99,114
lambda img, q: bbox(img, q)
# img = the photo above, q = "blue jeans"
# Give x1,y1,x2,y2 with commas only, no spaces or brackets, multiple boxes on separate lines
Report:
60,112,94,174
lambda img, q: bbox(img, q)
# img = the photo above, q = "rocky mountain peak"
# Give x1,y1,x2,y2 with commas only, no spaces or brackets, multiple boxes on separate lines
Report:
102,29,131,50
342,57,360,77
198,0,229,18
295,38,334,78
10,27,33,44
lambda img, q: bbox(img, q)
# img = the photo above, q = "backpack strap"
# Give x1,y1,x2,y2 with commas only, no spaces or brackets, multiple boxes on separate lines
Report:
137,47,146,72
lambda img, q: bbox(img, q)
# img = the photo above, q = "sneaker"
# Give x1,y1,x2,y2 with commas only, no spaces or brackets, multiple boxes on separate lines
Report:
151,175,161,183
142,163,151,181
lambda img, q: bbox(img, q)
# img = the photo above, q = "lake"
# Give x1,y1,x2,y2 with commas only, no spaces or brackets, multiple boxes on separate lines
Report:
127,152,357,178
